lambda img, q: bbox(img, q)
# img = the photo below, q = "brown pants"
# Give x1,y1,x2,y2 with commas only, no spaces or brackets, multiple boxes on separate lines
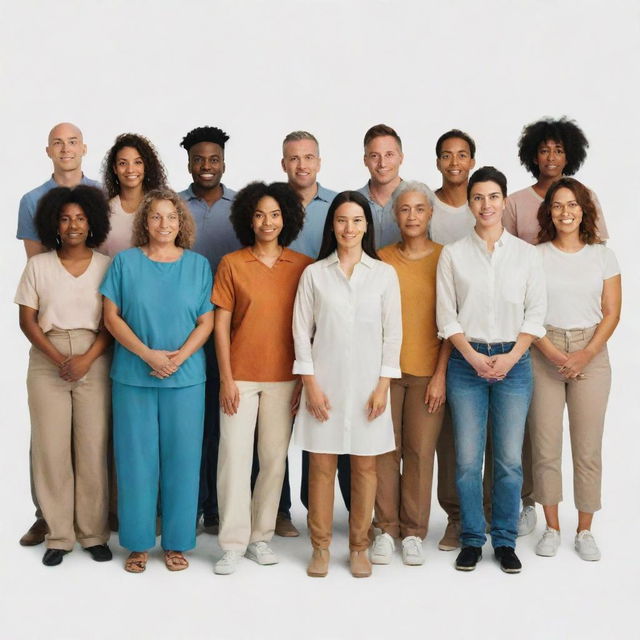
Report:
27,330,111,550
375,374,444,539
308,453,376,551
529,326,610,513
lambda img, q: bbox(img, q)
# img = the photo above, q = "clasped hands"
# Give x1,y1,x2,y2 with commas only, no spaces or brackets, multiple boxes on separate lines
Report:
145,349,182,379
469,351,519,381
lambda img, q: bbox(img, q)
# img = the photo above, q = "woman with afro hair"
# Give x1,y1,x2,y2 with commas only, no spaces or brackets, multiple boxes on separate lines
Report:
504,117,608,246
100,133,168,257
212,181,311,575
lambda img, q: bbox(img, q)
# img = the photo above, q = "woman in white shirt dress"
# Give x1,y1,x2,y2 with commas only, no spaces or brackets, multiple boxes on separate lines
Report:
292,190,402,578
529,178,621,561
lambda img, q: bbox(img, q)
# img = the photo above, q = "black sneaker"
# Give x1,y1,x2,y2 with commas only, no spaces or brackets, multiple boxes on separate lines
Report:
494,546,522,573
455,546,482,571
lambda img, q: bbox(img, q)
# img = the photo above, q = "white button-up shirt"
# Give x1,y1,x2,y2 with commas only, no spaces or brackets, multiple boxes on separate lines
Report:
436,228,546,343
292,251,402,455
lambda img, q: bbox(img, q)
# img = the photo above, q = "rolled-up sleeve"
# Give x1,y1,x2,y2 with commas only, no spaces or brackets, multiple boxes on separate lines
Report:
520,248,547,338
380,267,402,378
292,266,316,375
436,247,464,339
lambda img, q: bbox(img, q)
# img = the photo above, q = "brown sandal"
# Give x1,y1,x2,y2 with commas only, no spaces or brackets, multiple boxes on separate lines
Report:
125,551,148,573
164,550,189,571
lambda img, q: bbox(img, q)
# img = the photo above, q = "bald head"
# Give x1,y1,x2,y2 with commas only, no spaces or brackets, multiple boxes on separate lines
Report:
46,122,87,176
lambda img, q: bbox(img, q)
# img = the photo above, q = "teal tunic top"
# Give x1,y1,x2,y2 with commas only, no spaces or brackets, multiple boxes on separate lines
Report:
100,247,213,388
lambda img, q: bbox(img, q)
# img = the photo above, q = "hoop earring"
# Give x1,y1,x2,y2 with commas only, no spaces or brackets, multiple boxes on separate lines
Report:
56,233,61,247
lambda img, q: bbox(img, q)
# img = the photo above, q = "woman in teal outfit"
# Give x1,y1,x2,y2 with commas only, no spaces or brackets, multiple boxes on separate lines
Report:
101,188,214,573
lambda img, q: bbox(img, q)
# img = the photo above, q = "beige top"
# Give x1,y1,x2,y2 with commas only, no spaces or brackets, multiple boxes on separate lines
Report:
15,250,111,333
99,196,136,257
504,186,609,245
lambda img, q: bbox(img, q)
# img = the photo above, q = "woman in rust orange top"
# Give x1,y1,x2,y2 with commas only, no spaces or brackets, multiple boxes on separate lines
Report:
212,182,311,575
372,181,450,567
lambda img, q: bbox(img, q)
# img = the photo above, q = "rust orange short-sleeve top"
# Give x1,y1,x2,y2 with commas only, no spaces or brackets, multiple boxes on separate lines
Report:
378,242,442,377
212,247,313,382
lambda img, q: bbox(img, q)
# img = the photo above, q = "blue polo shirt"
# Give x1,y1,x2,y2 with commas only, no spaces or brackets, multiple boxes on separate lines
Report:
288,183,337,259
357,181,402,249
17,175,101,241
179,183,241,275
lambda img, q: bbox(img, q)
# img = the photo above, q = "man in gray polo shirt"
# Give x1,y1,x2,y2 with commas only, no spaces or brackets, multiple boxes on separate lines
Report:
179,126,241,535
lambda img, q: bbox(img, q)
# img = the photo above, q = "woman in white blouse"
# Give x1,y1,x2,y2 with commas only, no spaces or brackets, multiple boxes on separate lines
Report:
293,190,402,579
529,178,621,561
15,186,113,567
436,166,546,574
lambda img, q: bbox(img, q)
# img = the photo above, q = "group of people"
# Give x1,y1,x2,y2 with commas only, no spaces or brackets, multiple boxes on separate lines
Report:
14,117,621,578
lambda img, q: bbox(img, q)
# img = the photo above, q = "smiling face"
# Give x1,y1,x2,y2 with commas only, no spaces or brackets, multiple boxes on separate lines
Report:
363,135,403,187
468,180,505,230
333,201,367,251
58,203,89,247
146,199,181,246
46,123,86,174
188,141,225,190
282,139,321,191
535,139,567,180
550,186,583,237
436,137,476,187
395,190,432,239
251,195,284,244
114,146,145,190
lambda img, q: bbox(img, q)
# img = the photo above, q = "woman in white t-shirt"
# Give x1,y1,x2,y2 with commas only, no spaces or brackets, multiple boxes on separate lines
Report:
15,186,113,567
529,177,621,561
100,133,168,257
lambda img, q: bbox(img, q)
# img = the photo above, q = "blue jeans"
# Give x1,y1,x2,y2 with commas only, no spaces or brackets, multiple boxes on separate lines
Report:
447,342,532,549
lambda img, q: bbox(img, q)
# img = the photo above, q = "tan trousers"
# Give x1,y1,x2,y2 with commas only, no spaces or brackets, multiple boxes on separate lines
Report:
217,380,296,552
27,330,111,550
375,374,444,539
308,453,376,551
529,326,611,513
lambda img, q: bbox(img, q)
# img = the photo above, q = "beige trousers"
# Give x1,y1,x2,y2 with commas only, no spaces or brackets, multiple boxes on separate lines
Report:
529,326,611,513
375,374,444,539
27,329,111,550
217,380,296,552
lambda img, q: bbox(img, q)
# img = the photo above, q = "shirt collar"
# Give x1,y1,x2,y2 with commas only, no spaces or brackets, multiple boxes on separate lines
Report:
242,246,294,263
324,250,375,269
470,226,511,250
184,183,232,202
314,184,334,203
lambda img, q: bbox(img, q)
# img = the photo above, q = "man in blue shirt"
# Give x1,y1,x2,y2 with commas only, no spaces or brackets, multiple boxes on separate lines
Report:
17,122,100,259
17,122,100,548
179,126,241,536
357,124,405,249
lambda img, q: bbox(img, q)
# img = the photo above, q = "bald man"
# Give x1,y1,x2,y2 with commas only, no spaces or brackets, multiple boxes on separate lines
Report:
16,122,100,258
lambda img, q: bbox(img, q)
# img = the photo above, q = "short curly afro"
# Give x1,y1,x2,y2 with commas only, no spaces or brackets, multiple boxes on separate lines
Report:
35,185,110,250
230,182,304,247
518,117,589,179
180,126,230,152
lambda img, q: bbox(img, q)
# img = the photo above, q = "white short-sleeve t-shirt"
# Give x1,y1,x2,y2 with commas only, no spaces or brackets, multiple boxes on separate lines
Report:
15,250,111,333
537,242,620,329
428,196,475,246
99,196,136,258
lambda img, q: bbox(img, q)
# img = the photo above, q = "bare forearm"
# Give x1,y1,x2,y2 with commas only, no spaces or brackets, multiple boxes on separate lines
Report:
214,314,234,383
20,321,66,365
104,313,150,360
585,314,620,357
433,339,452,378
174,314,213,366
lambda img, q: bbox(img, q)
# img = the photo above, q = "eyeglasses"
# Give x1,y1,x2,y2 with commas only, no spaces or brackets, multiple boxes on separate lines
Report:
550,202,581,213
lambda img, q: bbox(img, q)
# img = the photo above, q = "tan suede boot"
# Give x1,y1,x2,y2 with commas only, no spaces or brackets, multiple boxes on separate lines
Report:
307,548,330,577
350,550,372,578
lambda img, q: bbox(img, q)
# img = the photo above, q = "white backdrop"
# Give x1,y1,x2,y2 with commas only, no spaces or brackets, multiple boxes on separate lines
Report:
1,1,639,639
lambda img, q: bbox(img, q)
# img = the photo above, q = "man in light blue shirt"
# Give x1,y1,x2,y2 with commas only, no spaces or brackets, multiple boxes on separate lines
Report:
357,123,405,249
17,122,99,259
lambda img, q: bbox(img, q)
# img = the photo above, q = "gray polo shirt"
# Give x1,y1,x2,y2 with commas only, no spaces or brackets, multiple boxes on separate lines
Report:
288,183,337,259
357,181,402,249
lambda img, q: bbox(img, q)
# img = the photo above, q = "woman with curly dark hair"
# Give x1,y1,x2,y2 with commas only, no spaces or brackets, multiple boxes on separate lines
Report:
529,178,621,561
504,117,608,246
100,133,168,257
101,188,213,573
15,186,113,567
211,181,311,575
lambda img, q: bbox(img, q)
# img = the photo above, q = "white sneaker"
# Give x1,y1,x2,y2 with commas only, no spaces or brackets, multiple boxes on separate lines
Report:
535,527,561,557
370,532,395,564
517,505,537,536
214,550,243,575
401,536,424,566
246,541,278,565
575,530,601,561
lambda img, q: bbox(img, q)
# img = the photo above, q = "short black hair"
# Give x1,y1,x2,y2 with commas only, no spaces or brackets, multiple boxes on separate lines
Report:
35,186,110,250
230,182,305,247
467,166,508,199
435,129,476,159
317,191,378,261
180,126,230,152
518,117,589,178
